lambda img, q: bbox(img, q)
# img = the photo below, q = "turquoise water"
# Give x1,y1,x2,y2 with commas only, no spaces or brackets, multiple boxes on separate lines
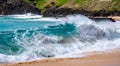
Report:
0,16,55,31
0,15,56,55
0,14,120,63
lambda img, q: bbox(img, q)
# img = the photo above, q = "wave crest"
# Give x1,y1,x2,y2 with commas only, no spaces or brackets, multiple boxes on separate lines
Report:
0,14,120,63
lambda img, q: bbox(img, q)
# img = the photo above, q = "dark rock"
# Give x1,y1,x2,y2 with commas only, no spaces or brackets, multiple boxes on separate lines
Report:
50,1,56,6
44,5,51,10
0,2,41,15
7,0,22,3
29,0,34,2
42,8,92,17
42,8,120,17
0,0,120,17
0,0,22,3
90,18,116,22
0,0,7,2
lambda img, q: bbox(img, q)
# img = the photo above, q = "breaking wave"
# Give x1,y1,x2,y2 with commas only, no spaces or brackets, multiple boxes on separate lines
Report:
0,14,120,63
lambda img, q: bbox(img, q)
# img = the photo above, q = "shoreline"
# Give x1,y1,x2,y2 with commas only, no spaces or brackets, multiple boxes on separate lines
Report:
89,16,120,22
1,14,120,22
1,48,120,66
0,0,120,20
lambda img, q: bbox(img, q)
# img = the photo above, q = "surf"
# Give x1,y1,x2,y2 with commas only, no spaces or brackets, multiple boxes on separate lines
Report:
0,14,120,63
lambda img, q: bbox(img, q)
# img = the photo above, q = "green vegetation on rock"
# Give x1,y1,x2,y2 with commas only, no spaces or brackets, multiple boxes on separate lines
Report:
35,0,45,10
24,0,120,13
24,0,30,3
56,0,68,6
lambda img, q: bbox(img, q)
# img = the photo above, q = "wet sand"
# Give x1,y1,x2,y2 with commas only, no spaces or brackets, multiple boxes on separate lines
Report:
1,49,120,66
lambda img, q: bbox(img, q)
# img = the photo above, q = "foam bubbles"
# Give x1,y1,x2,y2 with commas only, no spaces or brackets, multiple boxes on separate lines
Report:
0,14,120,63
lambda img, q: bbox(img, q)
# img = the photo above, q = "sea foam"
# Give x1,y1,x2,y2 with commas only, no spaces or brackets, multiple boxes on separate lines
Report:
0,14,120,63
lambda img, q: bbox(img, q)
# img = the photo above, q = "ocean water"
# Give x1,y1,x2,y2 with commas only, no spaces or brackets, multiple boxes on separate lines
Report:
0,14,120,63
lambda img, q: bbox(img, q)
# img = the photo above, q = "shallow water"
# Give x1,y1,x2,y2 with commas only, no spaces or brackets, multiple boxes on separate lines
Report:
0,14,120,63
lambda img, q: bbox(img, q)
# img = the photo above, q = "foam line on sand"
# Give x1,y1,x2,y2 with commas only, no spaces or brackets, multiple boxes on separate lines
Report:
1,48,120,66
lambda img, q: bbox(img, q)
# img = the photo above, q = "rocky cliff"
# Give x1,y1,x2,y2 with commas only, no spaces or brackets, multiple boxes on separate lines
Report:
0,0,120,17
0,0,40,15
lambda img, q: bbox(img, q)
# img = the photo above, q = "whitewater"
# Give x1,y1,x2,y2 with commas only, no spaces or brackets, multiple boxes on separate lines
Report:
0,14,120,63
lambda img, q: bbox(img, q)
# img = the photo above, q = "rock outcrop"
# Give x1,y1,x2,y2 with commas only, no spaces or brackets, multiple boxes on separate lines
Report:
0,0,41,15
42,8,120,17
0,0,120,17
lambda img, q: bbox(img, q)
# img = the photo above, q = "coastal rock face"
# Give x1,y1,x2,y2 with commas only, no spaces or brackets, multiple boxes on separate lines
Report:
42,8,120,17
4,0,22,3
24,0,120,17
0,0,41,15
0,0,120,17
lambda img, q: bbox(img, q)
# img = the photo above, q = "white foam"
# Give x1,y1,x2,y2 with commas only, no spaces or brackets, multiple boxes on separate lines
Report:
7,13,63,22
0,14,120,63
63,15,95,26
10,13,42,19
31,18,63,22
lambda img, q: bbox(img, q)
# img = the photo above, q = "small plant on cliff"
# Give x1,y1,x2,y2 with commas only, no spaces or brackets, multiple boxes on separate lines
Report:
56,0,68,6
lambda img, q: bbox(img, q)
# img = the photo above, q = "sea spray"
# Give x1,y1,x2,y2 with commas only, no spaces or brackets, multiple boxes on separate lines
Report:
0,14,120,63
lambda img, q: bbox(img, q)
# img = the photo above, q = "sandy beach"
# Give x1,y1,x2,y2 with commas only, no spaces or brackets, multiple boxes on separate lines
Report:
1,48,120,66
108,16,120,21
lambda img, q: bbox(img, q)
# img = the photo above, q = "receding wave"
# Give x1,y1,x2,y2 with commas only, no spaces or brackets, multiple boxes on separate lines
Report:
0,14,120,63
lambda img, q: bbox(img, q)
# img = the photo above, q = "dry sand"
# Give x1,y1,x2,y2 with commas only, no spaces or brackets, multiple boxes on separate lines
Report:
1,49,120,66
89,16,120,21
107,16,120,21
